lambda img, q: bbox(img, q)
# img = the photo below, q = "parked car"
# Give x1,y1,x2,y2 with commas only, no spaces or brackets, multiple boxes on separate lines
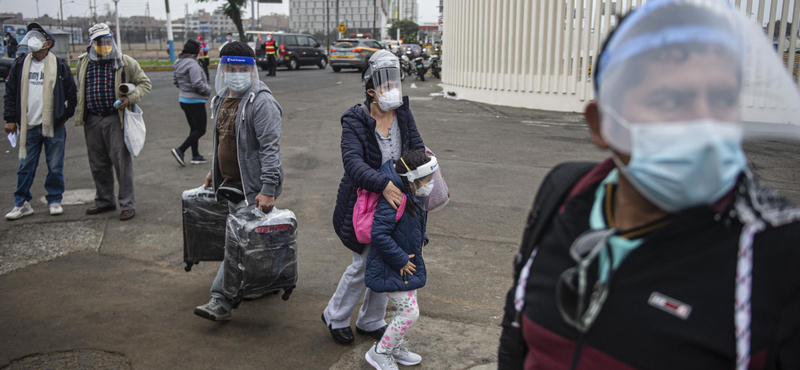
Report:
0,57,12,81
329,39,384,73
244,31,328,71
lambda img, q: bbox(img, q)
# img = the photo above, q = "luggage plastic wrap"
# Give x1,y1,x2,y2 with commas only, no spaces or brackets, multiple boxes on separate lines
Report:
182,186,229,271
222,206,298,304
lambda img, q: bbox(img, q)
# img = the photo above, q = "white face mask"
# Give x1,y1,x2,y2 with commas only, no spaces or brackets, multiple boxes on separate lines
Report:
28,38,44,52
226,36,232,42
377,88,402,111
224,72,252,92
416,181,434,197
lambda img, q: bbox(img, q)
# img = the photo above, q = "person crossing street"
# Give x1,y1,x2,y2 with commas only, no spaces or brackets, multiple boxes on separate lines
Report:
197,35,210,82
264,33,278,77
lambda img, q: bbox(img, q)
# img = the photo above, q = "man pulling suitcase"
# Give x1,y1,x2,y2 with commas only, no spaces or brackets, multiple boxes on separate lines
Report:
194,41,284,322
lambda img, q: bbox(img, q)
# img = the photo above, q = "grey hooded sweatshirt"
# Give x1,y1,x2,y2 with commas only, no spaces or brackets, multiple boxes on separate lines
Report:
173,56,212,100
210,80,283,205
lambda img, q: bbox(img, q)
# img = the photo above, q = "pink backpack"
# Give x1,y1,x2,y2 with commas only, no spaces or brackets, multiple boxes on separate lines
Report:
353,189,407,244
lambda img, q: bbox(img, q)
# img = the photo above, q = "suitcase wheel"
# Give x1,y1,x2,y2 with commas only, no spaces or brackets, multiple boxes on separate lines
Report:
281,286,295,301
184,262,193,272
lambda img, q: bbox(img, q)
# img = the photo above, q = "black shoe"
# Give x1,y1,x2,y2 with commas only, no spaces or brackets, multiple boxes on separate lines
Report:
190,156,208,165
322,313,354,344
356,325,388,341
171,148,186,166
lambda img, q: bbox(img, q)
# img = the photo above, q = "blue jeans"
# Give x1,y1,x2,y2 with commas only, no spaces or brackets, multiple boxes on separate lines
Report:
15,125,66,207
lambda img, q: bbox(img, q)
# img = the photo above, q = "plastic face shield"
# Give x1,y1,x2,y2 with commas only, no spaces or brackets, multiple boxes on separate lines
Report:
19,30,47,51
400,156,439,184
365,52,403,97
215,55,258,96
89,35,121,62
595,0,800,155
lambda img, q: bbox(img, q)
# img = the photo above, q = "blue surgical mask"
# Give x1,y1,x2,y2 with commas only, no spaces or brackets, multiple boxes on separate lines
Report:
224,72,252,92
613,119,747,213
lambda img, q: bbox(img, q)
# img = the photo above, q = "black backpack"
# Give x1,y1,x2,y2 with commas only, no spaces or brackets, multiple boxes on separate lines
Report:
498,162,597,370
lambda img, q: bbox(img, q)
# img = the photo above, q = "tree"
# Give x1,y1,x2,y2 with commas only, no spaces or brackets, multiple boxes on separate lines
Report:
197,0,248,42
388,19,419,44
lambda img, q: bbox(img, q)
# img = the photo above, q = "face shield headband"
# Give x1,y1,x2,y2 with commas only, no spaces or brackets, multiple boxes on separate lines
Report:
595,0,742,93
399,156,439,183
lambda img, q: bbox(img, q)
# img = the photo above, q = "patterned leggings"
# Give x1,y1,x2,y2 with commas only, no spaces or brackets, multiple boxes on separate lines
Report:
378,290,420,354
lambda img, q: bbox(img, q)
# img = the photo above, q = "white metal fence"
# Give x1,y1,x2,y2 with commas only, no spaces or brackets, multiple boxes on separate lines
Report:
442,0,800,112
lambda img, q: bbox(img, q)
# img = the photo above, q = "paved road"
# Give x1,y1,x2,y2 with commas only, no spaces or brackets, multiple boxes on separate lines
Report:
1,66,799,369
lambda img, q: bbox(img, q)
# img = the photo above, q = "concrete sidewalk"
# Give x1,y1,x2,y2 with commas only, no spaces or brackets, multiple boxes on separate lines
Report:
1,68,799,369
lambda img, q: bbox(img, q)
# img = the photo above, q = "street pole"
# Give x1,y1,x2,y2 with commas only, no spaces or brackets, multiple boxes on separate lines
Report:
251,0,255,30
113,0,121,49
373,0,376,39
184,4,189,41
59,0,64,29
336,0,340,39
165,0,175,61
326,0,330,51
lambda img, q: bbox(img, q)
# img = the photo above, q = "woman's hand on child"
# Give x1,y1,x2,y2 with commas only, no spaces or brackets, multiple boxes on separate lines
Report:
400,255,417,276
383,182,404,210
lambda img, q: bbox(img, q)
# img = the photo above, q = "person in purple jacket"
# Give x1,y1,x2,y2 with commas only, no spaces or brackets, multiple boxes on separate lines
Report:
323,50,425,345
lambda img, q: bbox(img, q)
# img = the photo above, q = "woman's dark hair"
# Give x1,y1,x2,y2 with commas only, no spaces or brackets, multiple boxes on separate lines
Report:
220,41,255,58
394,150,431,217
363,68,375,103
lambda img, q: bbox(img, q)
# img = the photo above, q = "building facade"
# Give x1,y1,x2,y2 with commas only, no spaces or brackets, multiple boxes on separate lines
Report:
290,0,382,34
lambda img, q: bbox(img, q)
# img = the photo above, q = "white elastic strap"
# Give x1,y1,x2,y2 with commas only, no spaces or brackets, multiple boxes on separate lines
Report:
512,249,538,328
735,223,758,370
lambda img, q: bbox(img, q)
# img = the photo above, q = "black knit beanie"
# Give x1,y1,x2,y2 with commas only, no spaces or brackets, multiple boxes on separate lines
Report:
182,39,200,55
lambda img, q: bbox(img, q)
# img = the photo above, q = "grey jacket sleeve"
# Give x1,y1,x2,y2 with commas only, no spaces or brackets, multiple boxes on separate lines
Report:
252,93,283,197
189,62,212,97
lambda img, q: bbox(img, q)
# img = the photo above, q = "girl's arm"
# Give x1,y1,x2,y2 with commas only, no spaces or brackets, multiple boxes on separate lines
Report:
341,119,389,194
371,197,410,270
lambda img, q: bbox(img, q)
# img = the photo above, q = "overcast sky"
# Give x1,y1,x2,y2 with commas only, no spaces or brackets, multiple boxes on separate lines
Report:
2,0,439,24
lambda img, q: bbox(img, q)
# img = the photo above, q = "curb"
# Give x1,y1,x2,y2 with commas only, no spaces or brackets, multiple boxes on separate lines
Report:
70,64,218,75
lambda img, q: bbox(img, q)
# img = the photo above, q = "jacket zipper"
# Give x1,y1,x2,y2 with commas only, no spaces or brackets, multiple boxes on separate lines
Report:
235,92,256,206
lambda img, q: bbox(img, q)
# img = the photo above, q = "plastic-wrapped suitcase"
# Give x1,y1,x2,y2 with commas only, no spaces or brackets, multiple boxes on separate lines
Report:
222,206,298,307
182,186,229,272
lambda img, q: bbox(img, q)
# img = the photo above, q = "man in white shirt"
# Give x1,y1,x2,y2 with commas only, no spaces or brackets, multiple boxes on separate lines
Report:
3,23,77,220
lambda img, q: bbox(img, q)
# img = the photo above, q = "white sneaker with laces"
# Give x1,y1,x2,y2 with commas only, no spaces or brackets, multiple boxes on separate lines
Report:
365,343,399,370
6,201,34,220
391,340,422,366
49,203,64,216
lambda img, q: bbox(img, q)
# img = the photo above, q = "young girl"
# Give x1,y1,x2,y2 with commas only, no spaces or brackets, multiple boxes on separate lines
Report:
365,150,436,370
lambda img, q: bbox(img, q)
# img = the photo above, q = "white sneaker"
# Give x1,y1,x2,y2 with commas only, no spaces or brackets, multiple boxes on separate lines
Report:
391,341,422,366
49,203,64,216
6,202,34,220
365,343,399,370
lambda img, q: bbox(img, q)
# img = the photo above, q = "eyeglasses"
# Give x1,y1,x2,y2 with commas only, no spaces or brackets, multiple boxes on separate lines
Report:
556,228,616,333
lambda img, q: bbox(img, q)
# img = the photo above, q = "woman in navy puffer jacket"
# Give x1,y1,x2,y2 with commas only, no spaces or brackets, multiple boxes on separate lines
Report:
323,50,425,347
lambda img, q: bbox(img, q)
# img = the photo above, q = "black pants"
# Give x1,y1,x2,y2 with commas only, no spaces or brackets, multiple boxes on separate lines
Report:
178,102,208,158
267,54,277,76
199,58,210,81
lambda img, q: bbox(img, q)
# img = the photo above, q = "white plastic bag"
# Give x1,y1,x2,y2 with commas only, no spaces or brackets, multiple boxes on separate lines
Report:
124,104,146,157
